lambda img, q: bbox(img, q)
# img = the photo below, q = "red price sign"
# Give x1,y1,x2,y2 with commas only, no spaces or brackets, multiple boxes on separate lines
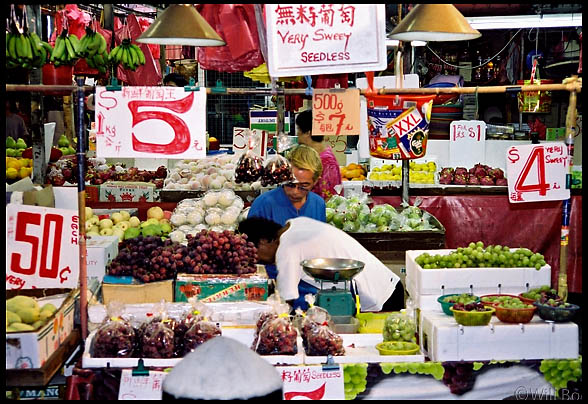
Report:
232,128,267,160
506,143,570,203
449,120,486,168
6,204,80,290
95,86,207,159
276,365,344,400
312,89,360,136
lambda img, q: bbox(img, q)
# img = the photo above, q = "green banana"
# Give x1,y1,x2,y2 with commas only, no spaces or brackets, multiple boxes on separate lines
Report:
65,37,76,60
68,34,80,53
132,44,146,65
16,34,26,59
8,34,17,60
97,33,107,55
51,36,64,61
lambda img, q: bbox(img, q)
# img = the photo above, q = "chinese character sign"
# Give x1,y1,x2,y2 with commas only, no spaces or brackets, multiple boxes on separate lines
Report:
506,143,570,203
266,4,387,76
118,369,167,400
276,365,344,400
312,89,360,136
95,86,207,159
6,204,80,290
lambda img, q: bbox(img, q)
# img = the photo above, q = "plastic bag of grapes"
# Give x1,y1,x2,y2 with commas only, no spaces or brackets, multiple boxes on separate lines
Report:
182,320,222,356
260,153,294,187
91,303,138,358
253,296,298,355
383,312,417,343
140,317,176,359
304,320,345,356
235,130,264,184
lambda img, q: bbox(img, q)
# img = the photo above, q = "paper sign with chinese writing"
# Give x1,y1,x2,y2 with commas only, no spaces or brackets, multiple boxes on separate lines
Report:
506,143,570,203
6,204,80,290
95,86,207,159
312,89,360,136
118,369,167,400
276,365,345,400
233,128,267,159
449,120,486,168
265,4,387,76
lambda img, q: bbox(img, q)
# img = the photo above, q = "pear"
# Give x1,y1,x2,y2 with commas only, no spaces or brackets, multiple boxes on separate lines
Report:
57,134,70,148
128,217,141,228
15,138,27,150
85,207,93,219
100,228,114,236
119,211,131,221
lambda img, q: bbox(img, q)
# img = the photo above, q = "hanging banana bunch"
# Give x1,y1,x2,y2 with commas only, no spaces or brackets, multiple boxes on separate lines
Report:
78,25,109,74
50,28,81,67
6,30,53,70
109,38,145,71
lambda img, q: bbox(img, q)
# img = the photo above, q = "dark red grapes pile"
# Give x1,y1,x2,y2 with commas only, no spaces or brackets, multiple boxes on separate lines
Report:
442,362,477,395
452,302,489,312
107,236,172,282
92,320,137,358
303,321,345,357
235,154,263,183
260,157,294,187
182,321,222,356
186,229,258,275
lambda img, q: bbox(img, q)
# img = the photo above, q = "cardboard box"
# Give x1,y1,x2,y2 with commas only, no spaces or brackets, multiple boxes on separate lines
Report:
85,185,100,203
175,265,269,303
101,279,174,305
85,236,120,283
6,289,77,369
419,310,579,362
99,181,155,203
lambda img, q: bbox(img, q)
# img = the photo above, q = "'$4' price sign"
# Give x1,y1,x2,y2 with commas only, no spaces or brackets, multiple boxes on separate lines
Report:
506,143,570,203
6,204,80,290
312,89,360,137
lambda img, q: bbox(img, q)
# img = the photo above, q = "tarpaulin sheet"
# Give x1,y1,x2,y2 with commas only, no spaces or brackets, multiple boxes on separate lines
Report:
370,195,582,293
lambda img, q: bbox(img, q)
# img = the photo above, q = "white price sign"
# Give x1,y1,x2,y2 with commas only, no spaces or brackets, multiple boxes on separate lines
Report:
118,369,167,400
276,365,345,400
232,128,267,159
506,143,570,203
449,120,486,168
95,86,207,159
265,4,387,76
6,204,80,290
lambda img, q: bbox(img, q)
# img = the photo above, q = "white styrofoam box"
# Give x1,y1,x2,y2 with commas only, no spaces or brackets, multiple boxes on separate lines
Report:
342,180,364,198
303,333,425,365
85,236,120,282
406,249,551,299
419,310,579,362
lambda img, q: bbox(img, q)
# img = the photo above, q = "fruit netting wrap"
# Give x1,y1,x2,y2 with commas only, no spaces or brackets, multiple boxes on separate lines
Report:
366,94,435,160
235,130,264,184
91,303,137,358
260,153,294,187
383,312,417,343
252,296,298,355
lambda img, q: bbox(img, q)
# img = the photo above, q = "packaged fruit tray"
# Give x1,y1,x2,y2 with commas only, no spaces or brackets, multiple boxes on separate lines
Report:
302,333,425,365
406,249,551,297
419,310,579,362
81,327,304,368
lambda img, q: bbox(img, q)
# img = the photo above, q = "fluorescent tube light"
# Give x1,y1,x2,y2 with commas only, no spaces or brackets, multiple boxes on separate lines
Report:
466,13,582,30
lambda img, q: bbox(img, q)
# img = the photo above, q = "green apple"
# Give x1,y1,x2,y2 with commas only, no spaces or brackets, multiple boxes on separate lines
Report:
115,221,129,232
89,226,100,234
119,210,131,221
100,228,114,236
99,218,114,229
111,212,124,224
128,216,141,228
85,207,93,220
88,216,100,226
85,221,94,232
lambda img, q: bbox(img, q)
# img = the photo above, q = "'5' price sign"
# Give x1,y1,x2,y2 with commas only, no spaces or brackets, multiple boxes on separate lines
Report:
6,204,80,290
95,86,207,159
506,143,570,203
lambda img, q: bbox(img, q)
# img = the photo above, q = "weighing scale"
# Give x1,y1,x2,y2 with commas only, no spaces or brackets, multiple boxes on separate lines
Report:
301,258,364,318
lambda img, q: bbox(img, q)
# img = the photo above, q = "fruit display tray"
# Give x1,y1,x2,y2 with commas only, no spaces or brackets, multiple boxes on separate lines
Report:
419,310,579,362
405,249,551,311
303,333,425,365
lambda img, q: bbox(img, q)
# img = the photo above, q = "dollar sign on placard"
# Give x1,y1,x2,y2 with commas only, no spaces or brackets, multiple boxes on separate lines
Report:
508,148,520,163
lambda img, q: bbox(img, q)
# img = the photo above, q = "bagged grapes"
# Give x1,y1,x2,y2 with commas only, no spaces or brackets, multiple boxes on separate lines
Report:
260,153,294,187
182,320,222,356
140,318,176,359
304,321,345,356
383,312,417,343
253,296,298,355
235,130,264,184
91,303,138,358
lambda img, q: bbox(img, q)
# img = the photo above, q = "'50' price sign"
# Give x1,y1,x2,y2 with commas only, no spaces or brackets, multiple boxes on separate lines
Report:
506,143,570,203
6,204,80,290
95,86,207,159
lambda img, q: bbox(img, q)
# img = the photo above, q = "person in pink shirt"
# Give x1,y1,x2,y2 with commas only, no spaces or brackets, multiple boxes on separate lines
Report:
295,109,342,201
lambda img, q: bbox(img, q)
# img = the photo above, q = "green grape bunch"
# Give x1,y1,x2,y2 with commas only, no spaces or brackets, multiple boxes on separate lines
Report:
539,357,582,397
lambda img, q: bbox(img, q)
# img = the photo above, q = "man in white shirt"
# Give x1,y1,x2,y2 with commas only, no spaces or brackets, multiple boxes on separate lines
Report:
238,216,404,312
